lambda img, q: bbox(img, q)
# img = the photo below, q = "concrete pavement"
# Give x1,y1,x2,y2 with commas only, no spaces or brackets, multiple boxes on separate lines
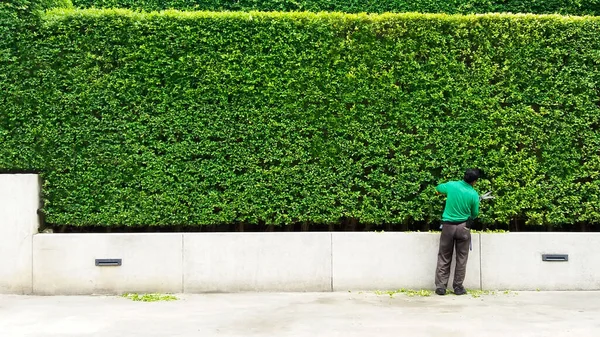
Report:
1,291,599,337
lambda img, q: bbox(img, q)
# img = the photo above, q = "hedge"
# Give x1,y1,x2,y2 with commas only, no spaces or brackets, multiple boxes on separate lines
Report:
1,0,70,58
1,1,43,124
69,0,600,16
3,9,600,228
43,0,74,10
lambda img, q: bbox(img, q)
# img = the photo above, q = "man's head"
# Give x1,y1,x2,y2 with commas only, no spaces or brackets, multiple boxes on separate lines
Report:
463,168,481,185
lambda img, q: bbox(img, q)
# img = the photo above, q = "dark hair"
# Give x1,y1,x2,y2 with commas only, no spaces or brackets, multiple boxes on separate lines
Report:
463,168,481,184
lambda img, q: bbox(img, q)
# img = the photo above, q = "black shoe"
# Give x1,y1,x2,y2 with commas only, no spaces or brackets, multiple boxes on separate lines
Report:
435,288,446,296
454,287,467,296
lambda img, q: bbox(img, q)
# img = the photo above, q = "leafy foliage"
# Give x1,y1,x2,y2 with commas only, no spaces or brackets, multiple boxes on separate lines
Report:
42,0,74,10
122,293,178,301
374,289,432,297
69,0,600,16
3,9,600,228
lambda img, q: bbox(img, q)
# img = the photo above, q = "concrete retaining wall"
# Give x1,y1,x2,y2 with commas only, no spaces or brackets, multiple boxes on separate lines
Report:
480,233,600,290
332,232,480,291
19,231,600,294
0,174,39,294
183,233,331,292
33,234,183,295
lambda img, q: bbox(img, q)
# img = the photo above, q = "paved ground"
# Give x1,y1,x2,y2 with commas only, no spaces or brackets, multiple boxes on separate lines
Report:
1,291,599,337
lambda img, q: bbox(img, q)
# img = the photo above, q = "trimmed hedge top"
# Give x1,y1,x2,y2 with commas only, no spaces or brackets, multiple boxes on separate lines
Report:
3,8,600,227
70,0,600,15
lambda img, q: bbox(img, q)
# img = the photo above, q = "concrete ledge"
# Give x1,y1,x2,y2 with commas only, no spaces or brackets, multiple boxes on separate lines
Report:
183,233,332,292
0,174,39,294
481,233,600,290
9,229,600,294
332,232,481,291
33,234,183,295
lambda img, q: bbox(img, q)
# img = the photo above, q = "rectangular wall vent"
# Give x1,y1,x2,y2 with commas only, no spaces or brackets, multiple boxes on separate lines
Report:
95,258,122,266
542,254,568,262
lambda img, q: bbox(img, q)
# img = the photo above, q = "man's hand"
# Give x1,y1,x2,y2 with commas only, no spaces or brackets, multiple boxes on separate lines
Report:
479,191,495,201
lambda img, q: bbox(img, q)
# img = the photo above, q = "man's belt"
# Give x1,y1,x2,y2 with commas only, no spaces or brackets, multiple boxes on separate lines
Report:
441,221,467,225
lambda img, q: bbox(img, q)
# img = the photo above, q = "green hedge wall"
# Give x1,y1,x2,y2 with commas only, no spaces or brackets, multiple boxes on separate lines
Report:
70,0,600,16
42,0,73,10
1,1,47,138
3,9,600,227
1,0,70,67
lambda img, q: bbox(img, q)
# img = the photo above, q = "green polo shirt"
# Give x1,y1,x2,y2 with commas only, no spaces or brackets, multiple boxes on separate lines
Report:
436,180,480,223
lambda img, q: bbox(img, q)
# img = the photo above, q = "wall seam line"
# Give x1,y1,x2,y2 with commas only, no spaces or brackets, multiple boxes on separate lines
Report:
479,234,483,291
181,234,185,294
31,234,34,295
330,232,333,292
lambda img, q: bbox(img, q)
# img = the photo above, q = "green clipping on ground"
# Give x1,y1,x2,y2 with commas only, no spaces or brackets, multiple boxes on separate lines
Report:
374,289,433,297
122,293,178,302
374,289,519,299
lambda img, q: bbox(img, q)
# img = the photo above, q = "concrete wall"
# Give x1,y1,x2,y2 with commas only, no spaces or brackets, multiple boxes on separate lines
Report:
481,233,600,290
33,234,183,295
183,233,331,292
0,174,39,294
32,232,332,294
332,232,480,291
15,231,600,294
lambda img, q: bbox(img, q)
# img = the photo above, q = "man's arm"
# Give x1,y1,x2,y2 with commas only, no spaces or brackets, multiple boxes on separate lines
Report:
435,183,448,195
471,195,480,219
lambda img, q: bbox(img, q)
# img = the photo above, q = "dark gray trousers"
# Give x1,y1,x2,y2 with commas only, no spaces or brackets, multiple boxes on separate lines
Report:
435,221,471,290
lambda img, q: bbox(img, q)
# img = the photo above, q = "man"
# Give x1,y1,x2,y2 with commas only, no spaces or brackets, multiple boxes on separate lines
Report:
434,168,481,296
